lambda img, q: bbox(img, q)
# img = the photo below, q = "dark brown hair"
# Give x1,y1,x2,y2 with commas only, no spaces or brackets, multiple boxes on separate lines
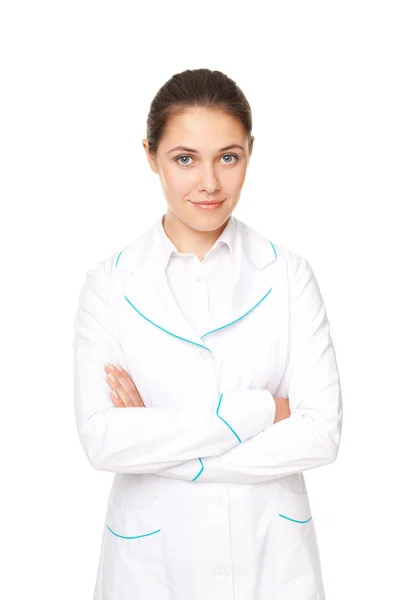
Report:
146,68,254,155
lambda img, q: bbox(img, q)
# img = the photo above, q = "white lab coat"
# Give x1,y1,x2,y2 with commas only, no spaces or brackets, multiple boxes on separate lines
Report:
73,214,343,599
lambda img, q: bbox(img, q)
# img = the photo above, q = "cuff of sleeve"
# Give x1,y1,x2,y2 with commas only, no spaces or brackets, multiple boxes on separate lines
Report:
217,389,276,443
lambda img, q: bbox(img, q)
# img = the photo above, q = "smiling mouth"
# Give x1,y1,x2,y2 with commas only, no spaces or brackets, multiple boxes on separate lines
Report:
190,199,226,205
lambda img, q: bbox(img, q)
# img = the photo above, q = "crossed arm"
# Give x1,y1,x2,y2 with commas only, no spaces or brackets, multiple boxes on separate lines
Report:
73,255,343,484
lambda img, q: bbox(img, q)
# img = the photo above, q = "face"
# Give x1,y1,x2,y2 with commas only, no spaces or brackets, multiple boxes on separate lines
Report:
143,107,252,233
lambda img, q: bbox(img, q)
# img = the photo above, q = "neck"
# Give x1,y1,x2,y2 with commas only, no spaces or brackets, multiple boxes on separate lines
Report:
162,210,229,261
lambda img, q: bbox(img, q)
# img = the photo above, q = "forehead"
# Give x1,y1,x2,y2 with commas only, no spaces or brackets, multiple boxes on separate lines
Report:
160,107,246,147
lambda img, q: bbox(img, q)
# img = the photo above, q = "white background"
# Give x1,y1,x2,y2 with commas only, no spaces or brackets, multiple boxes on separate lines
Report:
1,1,399,598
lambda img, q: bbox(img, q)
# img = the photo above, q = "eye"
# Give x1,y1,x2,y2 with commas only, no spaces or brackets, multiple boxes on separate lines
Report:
221,154,238,164
175,155,194,166
174,153,239,167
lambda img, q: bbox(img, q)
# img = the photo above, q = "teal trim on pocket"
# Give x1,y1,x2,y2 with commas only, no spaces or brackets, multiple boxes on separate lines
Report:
106,524,161,539
278,513,312,524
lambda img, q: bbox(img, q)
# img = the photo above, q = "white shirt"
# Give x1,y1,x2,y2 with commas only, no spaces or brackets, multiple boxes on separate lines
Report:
156,214,237,337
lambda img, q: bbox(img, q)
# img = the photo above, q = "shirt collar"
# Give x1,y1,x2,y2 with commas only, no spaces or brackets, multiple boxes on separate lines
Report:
156,213,236,271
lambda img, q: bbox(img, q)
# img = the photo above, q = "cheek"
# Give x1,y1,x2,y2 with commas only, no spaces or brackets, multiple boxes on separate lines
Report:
162,166,193,195
223,166,246,193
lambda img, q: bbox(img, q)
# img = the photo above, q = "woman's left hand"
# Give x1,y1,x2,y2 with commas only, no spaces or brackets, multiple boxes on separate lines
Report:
104,364,146,408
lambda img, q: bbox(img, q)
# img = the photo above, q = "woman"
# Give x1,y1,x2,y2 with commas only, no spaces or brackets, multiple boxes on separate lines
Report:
73,68,343,600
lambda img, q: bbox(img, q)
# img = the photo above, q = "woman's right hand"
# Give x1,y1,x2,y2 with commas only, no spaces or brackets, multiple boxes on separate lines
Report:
273,396,291,423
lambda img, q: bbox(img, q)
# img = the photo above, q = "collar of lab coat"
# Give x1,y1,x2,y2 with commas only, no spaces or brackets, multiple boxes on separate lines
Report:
156,212,235,270
116,213,278,349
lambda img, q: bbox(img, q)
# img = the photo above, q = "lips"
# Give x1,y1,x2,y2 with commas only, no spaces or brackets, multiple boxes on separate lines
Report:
191,199,226,205
190,199,226,212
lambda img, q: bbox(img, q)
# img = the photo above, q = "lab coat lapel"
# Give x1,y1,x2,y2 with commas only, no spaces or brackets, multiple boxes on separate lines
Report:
203,218,277,338
121,222,209,349
119,216,278,349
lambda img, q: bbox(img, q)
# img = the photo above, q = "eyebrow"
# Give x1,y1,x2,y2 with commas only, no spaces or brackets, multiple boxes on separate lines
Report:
167,144,245,154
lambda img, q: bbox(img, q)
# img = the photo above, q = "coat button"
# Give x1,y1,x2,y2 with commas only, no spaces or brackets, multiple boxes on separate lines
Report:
215,568,230,580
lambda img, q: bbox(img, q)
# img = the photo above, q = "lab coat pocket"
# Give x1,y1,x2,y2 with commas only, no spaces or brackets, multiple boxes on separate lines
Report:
272,482,324,595
273,472,308,496
276,486,313,524
100,500,167,599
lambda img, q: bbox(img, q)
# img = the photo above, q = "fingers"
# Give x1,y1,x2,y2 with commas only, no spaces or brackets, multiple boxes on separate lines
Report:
112,364,140,397
110,389,125,408
105,364,145,407
106,369,135,406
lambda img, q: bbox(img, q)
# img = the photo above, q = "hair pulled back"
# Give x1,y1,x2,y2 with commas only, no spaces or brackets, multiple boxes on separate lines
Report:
146,68,254,155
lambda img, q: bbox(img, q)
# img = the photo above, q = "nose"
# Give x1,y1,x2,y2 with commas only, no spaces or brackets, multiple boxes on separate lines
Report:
197,163,221,194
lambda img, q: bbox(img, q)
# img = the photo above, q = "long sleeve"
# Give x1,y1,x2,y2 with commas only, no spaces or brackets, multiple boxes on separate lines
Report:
73,260,277,475
153,255,343,483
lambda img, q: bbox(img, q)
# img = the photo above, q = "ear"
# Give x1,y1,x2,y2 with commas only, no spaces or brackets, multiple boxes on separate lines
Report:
249,135,254,157
142,139,159,174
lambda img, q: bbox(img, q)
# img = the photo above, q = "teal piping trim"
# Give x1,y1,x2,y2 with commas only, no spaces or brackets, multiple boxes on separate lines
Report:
124,295,212,352
216,392,242,443
121,242,277,485
201,288,272,338
191,458,204,481
278,514,312,524
106,525,161,539
193,393,242,482
123,240,276,344
116,249,124,268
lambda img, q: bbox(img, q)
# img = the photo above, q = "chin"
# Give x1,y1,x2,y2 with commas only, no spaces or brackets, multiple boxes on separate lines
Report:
188,211,233,231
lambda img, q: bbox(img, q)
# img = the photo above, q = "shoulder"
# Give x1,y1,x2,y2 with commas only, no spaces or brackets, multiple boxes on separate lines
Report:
83,250,119,284
237,217,311,274
84,226,150,283
77,247,124,306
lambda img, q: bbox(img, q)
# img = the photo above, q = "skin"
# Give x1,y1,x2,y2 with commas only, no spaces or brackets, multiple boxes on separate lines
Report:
104,106,290,423
143,106,251,261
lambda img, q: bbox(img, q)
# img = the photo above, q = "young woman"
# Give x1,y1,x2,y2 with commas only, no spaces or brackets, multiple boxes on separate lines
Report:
73,68,343,600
